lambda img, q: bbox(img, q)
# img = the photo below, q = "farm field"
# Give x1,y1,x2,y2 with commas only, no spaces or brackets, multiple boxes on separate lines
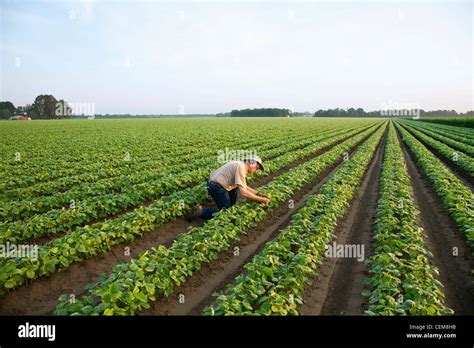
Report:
0,117,473,316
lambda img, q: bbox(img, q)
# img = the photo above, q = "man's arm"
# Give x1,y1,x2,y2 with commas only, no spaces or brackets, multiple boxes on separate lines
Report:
245,186,258,195
239,185,270,204
246,185,269,198
246,186,269,198
234,163,270,204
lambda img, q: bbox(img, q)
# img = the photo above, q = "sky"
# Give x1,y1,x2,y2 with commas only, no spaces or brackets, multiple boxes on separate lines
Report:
0,0,472,114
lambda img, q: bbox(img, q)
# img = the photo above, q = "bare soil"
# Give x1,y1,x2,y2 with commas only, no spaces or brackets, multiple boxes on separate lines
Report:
298,128,385,315
398,130,474,314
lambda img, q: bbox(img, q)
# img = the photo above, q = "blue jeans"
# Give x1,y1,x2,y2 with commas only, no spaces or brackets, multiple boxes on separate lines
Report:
201,181,239,220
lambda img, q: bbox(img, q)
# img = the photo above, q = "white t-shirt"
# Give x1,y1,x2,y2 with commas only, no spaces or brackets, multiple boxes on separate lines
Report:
209,161,248,191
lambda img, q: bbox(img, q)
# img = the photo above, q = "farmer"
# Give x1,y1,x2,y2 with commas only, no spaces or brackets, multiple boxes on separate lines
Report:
189,155,271,220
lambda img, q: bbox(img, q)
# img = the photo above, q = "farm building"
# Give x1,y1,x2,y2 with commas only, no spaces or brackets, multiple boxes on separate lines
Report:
9,115,31,120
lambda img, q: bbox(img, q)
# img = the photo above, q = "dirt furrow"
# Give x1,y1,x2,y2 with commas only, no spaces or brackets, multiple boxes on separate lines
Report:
397,130,474,315
298,128,386,315
138,128,380,315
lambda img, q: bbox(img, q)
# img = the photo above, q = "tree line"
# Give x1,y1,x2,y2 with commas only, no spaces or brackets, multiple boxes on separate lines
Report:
1,100,472,120
313,108,473,118
230,108,291,117
0,95,70,119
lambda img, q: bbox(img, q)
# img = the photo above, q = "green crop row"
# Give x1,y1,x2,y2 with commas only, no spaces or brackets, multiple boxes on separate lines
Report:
398,122,474,177
416,120,474,138
0,124,382,297
52,123,384,315
418,118,474,129
0,124,373,244
1,129,214,191
202,124,386,315
1,125,311,199
2,119,341,192
0,167,207,243
399,120,474,156
1,126,352,221
395,122,474,247
405,120,474,147
363,123,452,315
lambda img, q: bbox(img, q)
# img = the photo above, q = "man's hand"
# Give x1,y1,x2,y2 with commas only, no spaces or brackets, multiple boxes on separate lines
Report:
240,186,271,205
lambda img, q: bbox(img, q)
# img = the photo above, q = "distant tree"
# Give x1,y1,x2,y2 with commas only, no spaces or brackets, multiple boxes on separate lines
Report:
313,108,474,118
347,108,357,117
419,109,461,118
16,104,33,116
0,101,15,115
314,108,383,117
0,109,12,119
31,95,59,119
231,108,291,117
